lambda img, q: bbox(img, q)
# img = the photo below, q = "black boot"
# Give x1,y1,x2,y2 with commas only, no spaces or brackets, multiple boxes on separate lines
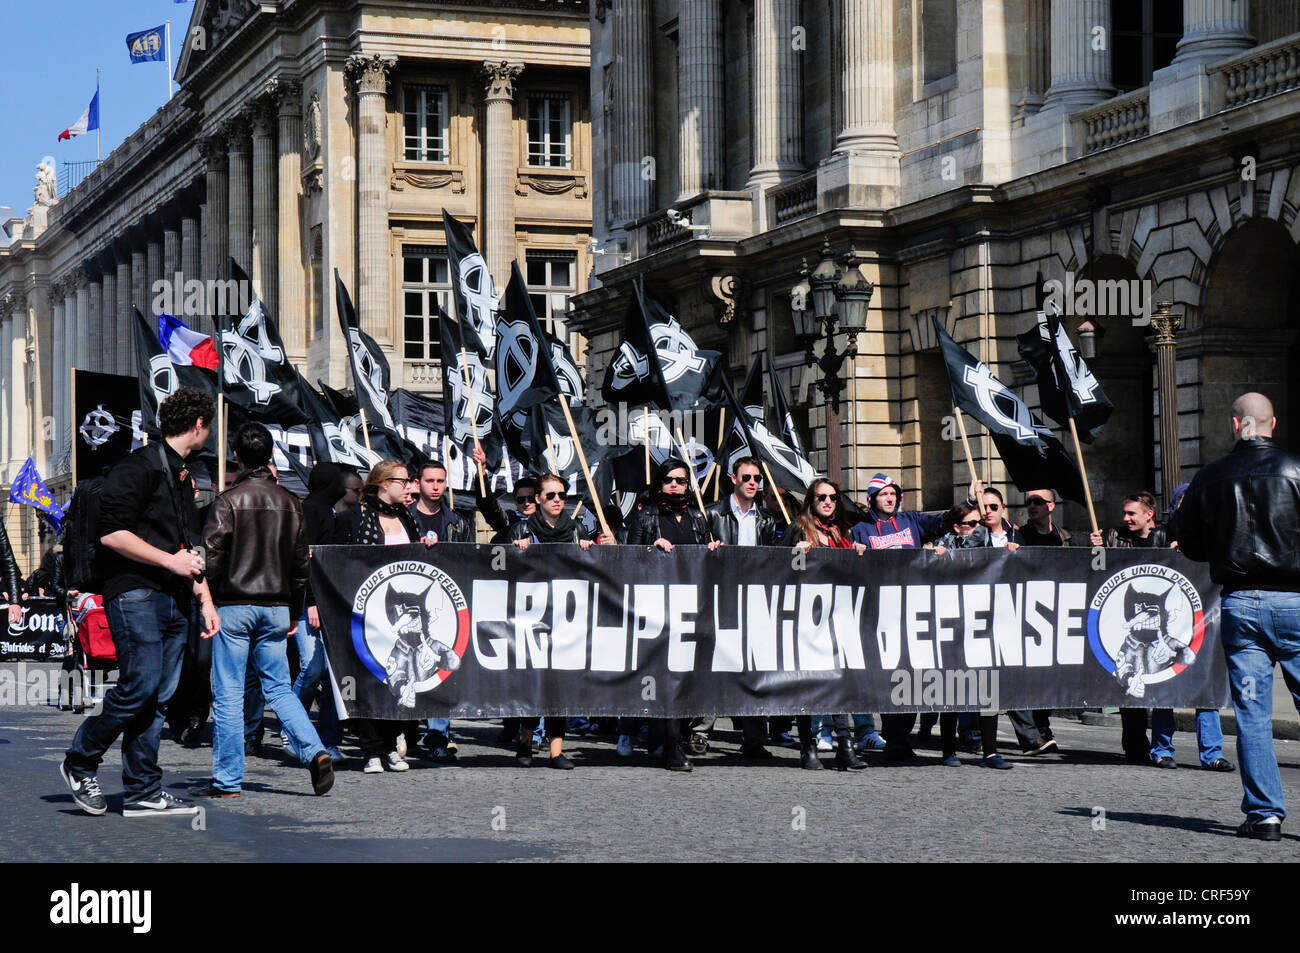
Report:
516,743,533,767
835,737,867,771
665,743,693,772
800,746,824,770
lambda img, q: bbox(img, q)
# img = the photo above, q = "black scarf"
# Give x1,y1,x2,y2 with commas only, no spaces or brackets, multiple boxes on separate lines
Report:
355,500,416,545
527,510,580,544
658,491,689,512
374,497,407,518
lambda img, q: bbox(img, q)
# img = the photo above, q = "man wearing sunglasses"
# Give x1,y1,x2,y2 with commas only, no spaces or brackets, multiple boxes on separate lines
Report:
965,481,1022,551
1018,488,1072,547
487,477,539,544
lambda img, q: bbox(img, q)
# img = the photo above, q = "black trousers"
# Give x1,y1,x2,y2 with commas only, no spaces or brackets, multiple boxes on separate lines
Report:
521,716,566,741
797,713,853,747
1120,708,1150,757
353,719,400,758
881,713,918,749
941,713,999,758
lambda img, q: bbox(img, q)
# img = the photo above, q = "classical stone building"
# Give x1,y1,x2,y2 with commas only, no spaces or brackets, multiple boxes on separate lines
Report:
0,0,591,565
575,0,1300,530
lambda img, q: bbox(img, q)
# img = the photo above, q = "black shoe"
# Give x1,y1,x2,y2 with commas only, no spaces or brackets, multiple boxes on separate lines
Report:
1153,756,1177,769
1025,738,1058,756
739,744,774,760
665,745,693,772
189,783,241,799
978,754,1013,770
515,745,533,768
309,751,334,796
1237,817,1282,841
835,738,867,771
800,748,825,771
1203,758,1236,772
550,754,576,770
59,761,107,816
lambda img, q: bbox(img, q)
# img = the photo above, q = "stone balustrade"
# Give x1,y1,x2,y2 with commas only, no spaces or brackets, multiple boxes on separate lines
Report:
1209,33,1300,108
1075,87,1151,154
769,172,818,227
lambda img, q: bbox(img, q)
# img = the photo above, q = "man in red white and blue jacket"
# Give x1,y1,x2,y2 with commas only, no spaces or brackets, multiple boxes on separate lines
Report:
850,474,946,550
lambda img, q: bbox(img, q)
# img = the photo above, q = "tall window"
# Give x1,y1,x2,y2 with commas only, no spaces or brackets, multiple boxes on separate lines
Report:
526,93,573,168
402,246,451,360
921,0,958,85
403,85,450,162
1112,0,1183,93
525,250,577,337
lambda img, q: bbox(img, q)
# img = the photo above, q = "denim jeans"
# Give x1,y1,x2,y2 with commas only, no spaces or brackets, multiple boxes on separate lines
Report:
1149,709,1224,764
290,616,341,749
66,588,189,805
211,605,323,792
1221,590,1300,822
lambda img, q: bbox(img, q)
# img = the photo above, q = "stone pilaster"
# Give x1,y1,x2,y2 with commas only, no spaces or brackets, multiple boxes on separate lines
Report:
272,77,305,358
0,306,12,478
677,0,724,198
748,0,804,188
1175,0,1254,64
835,0,898,154
146,239,163,313
480,60,524,290
164,221,181,281
75,273,91,379
131,247,148,377
611,0,655,231
97,266,114,375
8,298,30,478
181,214,201,283
250,99,279,316
201,137,229,294
115,253,132,376
226,118,253,278
347,53,398,340
1043,0,1114,110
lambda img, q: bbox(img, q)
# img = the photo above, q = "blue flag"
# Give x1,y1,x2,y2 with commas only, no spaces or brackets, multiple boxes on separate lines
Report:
8,457,65,532
126,25,166,64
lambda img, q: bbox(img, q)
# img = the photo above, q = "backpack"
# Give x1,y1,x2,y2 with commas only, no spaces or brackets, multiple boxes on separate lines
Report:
63,476,105,593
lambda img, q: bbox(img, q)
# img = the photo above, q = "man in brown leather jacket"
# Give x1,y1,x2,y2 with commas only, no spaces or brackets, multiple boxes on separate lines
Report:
193,422,332,799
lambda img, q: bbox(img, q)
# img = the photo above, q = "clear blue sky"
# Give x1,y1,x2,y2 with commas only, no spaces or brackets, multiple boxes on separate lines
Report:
0,0,196,213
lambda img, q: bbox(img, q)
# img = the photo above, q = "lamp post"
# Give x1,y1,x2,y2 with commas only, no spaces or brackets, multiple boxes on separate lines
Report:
790,240,873,486
1150,300,1182,512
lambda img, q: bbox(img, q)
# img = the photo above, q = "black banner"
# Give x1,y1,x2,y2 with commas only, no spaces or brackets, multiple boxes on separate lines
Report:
73,370,139,482
311,545,1229,719
0,599,68,661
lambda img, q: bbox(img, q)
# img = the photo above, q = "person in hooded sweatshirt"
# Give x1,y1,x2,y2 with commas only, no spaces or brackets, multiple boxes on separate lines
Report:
849,473,952,760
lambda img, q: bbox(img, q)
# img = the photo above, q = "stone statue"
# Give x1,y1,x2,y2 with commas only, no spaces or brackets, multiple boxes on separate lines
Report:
34,161,57,207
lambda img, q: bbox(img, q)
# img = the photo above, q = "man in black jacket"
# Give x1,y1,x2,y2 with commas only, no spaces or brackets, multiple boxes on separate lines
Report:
61,387,219,817
409,460,476,543
192,423,332,799
1171,392,1300,840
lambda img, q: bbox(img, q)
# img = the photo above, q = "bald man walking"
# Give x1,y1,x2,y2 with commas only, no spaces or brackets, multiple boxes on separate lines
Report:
1171,393,1300,841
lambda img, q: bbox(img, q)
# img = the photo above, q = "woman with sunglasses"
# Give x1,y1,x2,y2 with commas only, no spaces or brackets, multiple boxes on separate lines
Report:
782,479,868,771
932,501,988,554
626,458,719,770
339,460,435,775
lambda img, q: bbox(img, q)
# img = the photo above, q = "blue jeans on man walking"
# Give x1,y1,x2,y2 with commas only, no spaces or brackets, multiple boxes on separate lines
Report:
1221,590,1300,823
211,605,324,792
65,589,189,805
290,616,341,749
1149,708,1224,764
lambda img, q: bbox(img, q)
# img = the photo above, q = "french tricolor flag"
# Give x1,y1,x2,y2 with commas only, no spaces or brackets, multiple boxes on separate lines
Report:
158,313,219,370
58,88,101,142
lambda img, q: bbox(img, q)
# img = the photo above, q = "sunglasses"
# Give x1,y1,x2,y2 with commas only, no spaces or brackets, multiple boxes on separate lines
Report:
815,493,838,502
663,476,689,486
1026,497,1050,506
985,503,1001,511
515,495,536,506
541,491,567,502
959,519,981,527
737,473,760,483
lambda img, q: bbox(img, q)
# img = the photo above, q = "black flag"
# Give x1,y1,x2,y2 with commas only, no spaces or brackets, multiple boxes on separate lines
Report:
495,263,555,452
73,370,140,480
440,308,503,484
334,270,402,445
1016,286,1113,443
933,314,1086,502
217,261,309,427
443,209,500,358
601,279,720,414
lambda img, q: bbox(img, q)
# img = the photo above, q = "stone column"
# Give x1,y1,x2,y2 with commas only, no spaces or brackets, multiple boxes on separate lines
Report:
115,252,132,376
347,54,398,340
75,274,91,380
131,246,148,377
677,0,724,198
146,238,163,314
226,118,253,279
749,0,805,187
272,78,306,358
1174,0,1254,64
181,214,200,281
1043,0,1113,110
480,61,523,288
96,266,113,375
250,99,279,315
0,308,12,479
164,220,181,283
202,137,229,293
835,0,898,154
51,286,66,467
611,0,655,231
8,301,30,478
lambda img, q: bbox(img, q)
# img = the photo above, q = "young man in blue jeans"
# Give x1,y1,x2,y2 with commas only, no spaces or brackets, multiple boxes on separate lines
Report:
191,423,333,798
1171,392,1300,841
61,387,219,817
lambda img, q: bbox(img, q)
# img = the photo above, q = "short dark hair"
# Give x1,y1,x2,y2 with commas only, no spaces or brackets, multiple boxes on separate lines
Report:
233,422,274,469
419,460,447,480
514,477,538,494
732,456,762,475
158,387,215,438
981,486,1005,504
1125,491,1156,513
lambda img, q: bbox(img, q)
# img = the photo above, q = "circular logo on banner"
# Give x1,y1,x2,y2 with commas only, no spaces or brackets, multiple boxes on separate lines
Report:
350,561,469,709
1087,563,1204,701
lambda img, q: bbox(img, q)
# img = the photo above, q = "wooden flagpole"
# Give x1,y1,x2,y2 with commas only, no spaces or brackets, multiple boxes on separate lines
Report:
759,459,791,524
709,406,727,501
217,393,227,488
457,346,487,497
357,407,374,459
442,434,455,509
69,369,77,485
544,431,558,475
558,393,612,540
954,408,985,518
642,405,652,487
1067,417,1100,535
673,424,715,541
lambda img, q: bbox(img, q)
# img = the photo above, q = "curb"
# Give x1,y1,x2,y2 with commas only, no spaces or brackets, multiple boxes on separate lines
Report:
1071,709,1300,740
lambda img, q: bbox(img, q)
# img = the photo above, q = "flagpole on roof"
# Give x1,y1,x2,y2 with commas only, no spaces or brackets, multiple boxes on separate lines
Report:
96,69,101,162
165,21,174,101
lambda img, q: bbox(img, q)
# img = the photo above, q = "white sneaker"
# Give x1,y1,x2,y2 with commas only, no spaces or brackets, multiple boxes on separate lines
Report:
383,751,410,772
362,756,384,774
617,734,633,757
123,791,200,817
395,735,408,758
816,731,834,752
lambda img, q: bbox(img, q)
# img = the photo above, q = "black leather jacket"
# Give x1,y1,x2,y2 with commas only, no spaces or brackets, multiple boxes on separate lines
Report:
0,519,21,604
705,498,783,546
625,505,713,546
1171,437,1300,594
203,468,310,618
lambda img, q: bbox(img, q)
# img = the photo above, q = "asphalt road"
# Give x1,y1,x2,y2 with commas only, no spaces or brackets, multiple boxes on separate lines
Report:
3,704,1299,863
